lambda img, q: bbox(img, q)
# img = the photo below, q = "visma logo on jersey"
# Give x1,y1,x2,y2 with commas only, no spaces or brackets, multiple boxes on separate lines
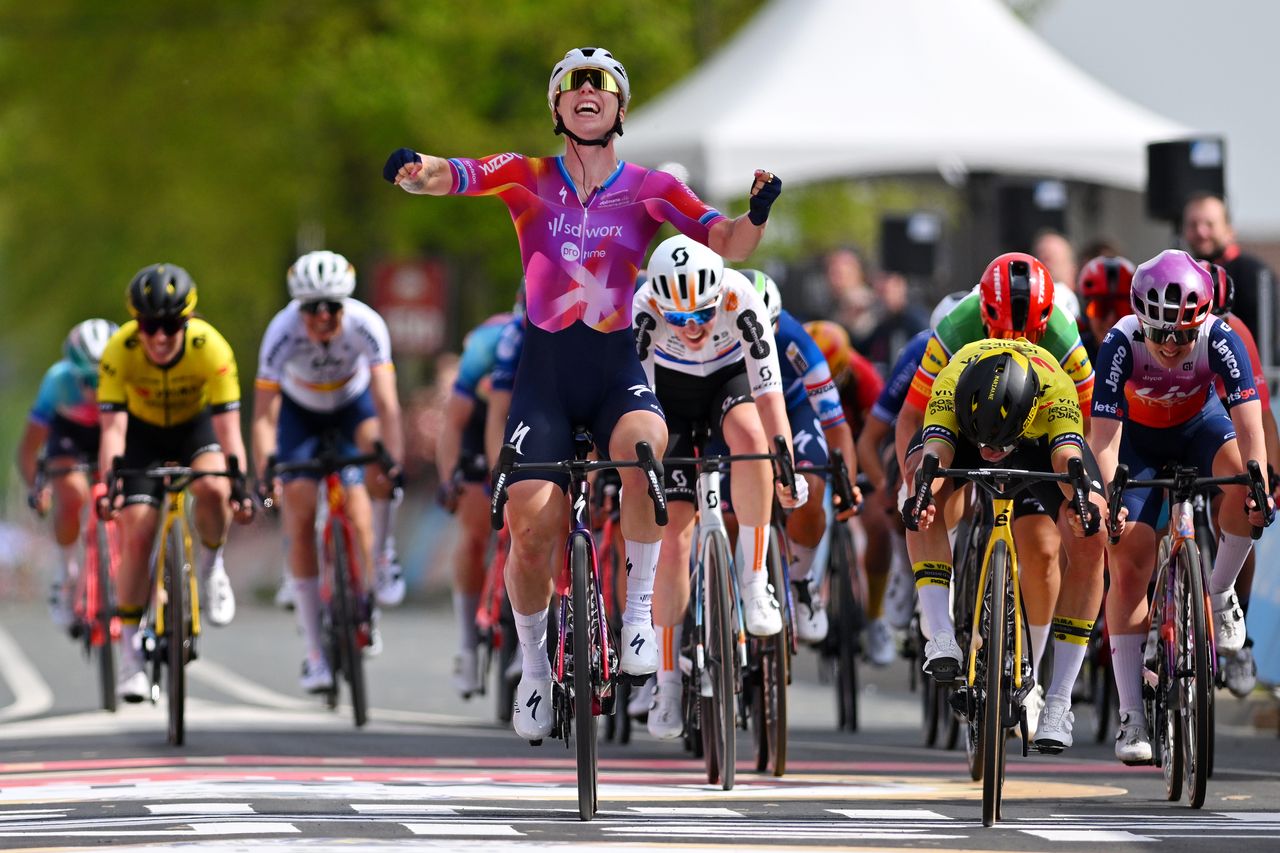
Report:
546,213,624,240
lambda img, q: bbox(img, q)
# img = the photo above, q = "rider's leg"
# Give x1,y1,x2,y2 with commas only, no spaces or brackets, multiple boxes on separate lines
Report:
1044,505,1105,705
49,462,89,577
505,480,567,681
1012,512,1061,683
609,410,669,630
452,484,489,693
904,476,957,642
116,501,160,686
355,417,403,603
190,449,233,580
785,472,826,577
283,478,325,665
650,501,694,739
1208,439,1255,652
723,403,781,636
1106,521,1159,732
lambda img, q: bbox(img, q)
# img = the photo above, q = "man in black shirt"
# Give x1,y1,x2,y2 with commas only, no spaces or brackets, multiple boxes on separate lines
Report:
1183,192,1277,366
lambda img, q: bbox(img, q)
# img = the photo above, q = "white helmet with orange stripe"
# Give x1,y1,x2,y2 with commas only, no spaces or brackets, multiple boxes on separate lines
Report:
646,235,724,315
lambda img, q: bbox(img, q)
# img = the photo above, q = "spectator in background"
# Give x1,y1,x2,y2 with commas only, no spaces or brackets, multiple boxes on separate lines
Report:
1032,229,1082,322
859,270,929,373
1183,192,1277,367
823,246,878,341
1079,237,1122,263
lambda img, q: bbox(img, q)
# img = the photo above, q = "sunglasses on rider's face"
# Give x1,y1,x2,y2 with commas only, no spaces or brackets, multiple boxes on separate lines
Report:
663,306,716,327
558,67,621,96
1142,323,1197,346
138,316,186,336
1084,296,1130,321
300,300,344,316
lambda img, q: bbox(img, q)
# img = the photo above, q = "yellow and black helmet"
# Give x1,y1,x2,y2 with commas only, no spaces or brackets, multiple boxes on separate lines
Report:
127,263,197,320
953,347,1040,449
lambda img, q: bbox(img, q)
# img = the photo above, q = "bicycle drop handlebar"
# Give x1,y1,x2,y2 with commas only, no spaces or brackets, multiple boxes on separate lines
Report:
1106,459,1271,542
489,440,669,531
106,455,250,515
661,434,799,501
261,441,396,512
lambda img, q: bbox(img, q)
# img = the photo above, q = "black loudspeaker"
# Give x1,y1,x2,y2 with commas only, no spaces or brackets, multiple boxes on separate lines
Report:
1146,137,1226,223
997,180,1067,253
880,212,942,277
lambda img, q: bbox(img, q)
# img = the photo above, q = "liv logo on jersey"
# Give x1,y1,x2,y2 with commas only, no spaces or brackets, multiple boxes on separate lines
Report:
510,421,532,455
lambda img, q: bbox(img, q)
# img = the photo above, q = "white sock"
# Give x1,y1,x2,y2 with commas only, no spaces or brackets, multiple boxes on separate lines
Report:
788,541,817,583
736,524,769,592
119,623,142,670
372,497,398,564
454,591,480,651
1110,633,1146,724
293,577,324,661
1047,637,1088,704
58,543,80,581
623,539,660,626
918,584,953,641
1028,623,1052,683
513,607,552,679
657,623,683,687
199,542,225,580
1210,531,1253,595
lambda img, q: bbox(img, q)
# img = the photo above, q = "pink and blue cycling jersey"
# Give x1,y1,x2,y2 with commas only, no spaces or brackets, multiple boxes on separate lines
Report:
447,154,725,333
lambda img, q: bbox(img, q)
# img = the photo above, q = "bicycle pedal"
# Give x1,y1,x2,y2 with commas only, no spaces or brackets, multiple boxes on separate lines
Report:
948,685,975,719
620,672,651,688
1034,742,1065,756
528,739,543,747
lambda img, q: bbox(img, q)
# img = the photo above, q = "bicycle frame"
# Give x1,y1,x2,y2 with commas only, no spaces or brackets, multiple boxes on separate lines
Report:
689,459,747,675
318,469,368,650
554,463,614,692
151,484,201,653
966,494,1023,692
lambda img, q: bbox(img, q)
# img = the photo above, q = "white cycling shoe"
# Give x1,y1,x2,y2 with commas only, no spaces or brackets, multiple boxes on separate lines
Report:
1222,645,1258,698
117,651,150,704
864,618,897,667
742,585,783,637
300,656,334,694
1033,696,1073,752
274,571,296,611
1022,684,1045,740
452,648,482,699
923,630,963,684
628,677,656,718
1114,712,1153,765
791,579,828,643
1211,589,1246,653
203,565,236,627
647,682,684,741
512,672,554,741
374,556,406,607
620,623,659,676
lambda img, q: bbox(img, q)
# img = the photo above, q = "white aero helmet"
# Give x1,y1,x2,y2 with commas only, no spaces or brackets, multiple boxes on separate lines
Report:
547,47,630,110
64,318,119,373
929,290,971,330
288,250,356,302
741,268,782,325
646,235,725,314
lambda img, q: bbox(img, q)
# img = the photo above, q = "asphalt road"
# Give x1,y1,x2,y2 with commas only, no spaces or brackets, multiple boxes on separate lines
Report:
0,600,1278,852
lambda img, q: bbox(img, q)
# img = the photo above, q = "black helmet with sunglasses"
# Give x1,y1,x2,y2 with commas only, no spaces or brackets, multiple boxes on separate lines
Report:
953,348,1041,451
127,263,197,323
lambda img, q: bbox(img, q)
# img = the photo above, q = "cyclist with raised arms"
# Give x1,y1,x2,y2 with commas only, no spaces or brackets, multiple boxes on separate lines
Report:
252,251,406,694
744,270,857,644
436,307,519,697
903,339,1109,752
899,253,1094,729
96,264,253,702
1090,250,1273,764
384,46,781,741
17,319,118,627
632,236,805,740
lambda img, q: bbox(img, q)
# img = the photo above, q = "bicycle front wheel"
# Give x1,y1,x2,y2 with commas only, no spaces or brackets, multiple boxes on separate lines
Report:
93,523,117,713
752,526,790,776
165,523,188,746
330,523,368,728
1177,543,1211,808
981,540,1010,827
570,535,599,820
701,532,737,790
827,521,861,732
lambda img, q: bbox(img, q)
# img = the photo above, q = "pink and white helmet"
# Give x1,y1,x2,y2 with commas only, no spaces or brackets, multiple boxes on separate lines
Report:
1130,249,1214,331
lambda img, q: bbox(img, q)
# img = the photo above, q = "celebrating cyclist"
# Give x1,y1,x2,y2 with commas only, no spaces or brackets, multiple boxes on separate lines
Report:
384,46,781,741
903,338,1109,752
436,308,519,698
17,319,118,627
899,253,1093,728
743,270,857,644
1089,250,1273,764
252,251,405,693
96,264,253,702
632,237,804,740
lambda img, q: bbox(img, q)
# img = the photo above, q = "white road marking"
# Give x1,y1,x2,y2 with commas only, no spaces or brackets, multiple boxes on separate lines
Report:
628,807,742,816
403,822,523,836
146,803,254,815
0,623,54,722
1022,829,1157,842
830,808,952,820
352,804,459,815
1223,812,1280,822
0,821,300,838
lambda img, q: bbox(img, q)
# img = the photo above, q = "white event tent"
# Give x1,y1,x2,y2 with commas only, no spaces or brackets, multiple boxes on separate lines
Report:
619,0,1190,198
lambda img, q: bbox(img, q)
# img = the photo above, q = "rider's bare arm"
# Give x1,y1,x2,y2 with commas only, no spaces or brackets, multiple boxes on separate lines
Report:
251,385,281,481
369,365,405,464
437,392,475,484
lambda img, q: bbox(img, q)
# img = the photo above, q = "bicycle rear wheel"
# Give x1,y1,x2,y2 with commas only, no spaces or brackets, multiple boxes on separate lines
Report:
981,540,1010,827
330,523,368,728
701,532,737,790
827,521,861,732
92,523,117,713
752,527,789,776
570,535,599,820
165,523,188,746
1177,544,1211,808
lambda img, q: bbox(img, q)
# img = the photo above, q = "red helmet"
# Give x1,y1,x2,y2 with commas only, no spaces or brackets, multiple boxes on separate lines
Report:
1078,256,1136,299
1196,259,1234,317
979,253,1054,342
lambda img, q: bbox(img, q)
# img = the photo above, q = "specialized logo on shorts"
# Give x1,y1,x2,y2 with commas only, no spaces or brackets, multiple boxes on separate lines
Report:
794,429,814,456
510,421,532,455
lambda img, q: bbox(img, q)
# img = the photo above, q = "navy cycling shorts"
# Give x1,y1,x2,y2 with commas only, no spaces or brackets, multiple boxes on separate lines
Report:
504,323,665,488
1117,399,1237,529
275,390,376,484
